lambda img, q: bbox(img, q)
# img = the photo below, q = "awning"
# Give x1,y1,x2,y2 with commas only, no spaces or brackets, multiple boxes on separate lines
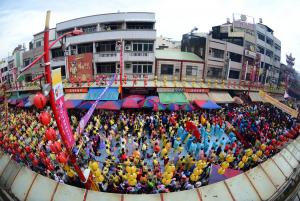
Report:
159,92,189,105
97,101,122,110
194,100,221,109
249,92,264,102
85,88,119,101
77,101,95,109
65,93,87,101
270,94,285,102
65,100,83,109
184,93,210,101
122,98,140,109
208,92,234,103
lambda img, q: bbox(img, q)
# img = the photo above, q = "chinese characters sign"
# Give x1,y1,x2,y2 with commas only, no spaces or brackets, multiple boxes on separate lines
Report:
68,53,93,82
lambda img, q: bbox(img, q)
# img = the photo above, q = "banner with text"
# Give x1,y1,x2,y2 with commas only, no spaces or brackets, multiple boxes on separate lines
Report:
52,68,75,149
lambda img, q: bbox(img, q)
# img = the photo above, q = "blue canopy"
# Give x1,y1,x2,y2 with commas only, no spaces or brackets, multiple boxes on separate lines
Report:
85,88,119,101
201,100,221,109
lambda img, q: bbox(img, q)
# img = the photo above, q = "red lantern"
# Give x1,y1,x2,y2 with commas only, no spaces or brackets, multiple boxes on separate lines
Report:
44,157,51,166
50,141,61,153
39,112,51,126
48,164,55,171
32,158,39,166
39,151,46,158
33,93,47,109
25,146,31,153
45,128,56,141
29,152,35,160
20,153,26,160
57,152,68,164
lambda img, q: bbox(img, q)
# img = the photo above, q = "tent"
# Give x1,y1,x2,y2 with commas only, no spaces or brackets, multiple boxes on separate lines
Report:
122,98,140,109
167,103,180,111
97,101,122,110
180,104,195,112
139,99,155,108
77,101,94,109
153,102,166,111
65,100,82,109
194,100,221,109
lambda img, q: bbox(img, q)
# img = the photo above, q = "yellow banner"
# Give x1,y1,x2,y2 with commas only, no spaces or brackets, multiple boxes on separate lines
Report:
52,68,62,86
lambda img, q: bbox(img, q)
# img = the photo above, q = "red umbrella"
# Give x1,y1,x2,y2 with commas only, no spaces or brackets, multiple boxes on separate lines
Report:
122,98,140,109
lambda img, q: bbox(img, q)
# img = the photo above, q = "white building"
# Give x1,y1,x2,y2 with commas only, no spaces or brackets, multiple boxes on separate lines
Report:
156,36,181,50
50,12,156,80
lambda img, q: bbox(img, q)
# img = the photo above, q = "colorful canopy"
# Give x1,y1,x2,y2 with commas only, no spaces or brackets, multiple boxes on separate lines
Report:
146,96,160,103
85,88,119,101
97,101,122,110
167,103,180,111
208,92,234,103
77,101,94,109
24,100,33,107
139,99,155,108
208,165,242,184
159,92,189,105
194,100,221,109
122,98,140,109
65,100,82,109
153,102,166,111
125,95,145,101
180,103,195,111
17,99,26,107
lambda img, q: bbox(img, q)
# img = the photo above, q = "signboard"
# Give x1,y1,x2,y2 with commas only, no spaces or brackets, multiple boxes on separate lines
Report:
67,53,93,82
52,68,75,149
157,88,209,93
65,88,88,93
244,50,256,58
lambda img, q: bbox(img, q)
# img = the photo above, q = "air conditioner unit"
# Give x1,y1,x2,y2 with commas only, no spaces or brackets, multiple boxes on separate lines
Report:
125,45,131,51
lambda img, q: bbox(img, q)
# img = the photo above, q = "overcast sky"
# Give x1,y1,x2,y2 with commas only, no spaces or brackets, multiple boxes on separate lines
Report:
0,0,299,71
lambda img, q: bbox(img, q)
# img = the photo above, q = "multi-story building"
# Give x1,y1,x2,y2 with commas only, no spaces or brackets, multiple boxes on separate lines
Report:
182,14,282,86
156,36,181,50
0,58,9,84
50,12,156,81
256,21,281,85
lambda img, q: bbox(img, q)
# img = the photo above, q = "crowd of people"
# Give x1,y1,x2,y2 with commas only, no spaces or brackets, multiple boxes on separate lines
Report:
0,101,299,194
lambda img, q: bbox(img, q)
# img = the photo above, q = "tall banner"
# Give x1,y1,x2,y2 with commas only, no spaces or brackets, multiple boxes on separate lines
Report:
68,53,93,82
52,68,75,149
77,74,117,134
255,54,261,82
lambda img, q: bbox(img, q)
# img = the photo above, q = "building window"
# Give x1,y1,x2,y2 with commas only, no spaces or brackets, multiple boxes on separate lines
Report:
96,41,116,52
275,44,281,51
132,62,153,74
210,48,224,59
274,55,280,62
25,75,32,82
81,25,97,33
257,46,265,54
132,41,154,52
23,59,30,67
266,37,273,46
161,64,174,75
96,62,115,74
36,41,42,48
186,66,197,76
102,23,122,31
77,43,93,54
266,49,273,58
127,22,154,30
229,70,240,79
229,52,242,63
51,48,64,58
207,67,222,78
257,32,265,41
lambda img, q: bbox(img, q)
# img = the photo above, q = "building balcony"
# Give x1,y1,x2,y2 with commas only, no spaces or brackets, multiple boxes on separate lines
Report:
230,61,242,70
93,51,155,63
64,29,156,45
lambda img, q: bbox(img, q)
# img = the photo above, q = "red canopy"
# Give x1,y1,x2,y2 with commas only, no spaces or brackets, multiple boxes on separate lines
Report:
122,98,140,109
